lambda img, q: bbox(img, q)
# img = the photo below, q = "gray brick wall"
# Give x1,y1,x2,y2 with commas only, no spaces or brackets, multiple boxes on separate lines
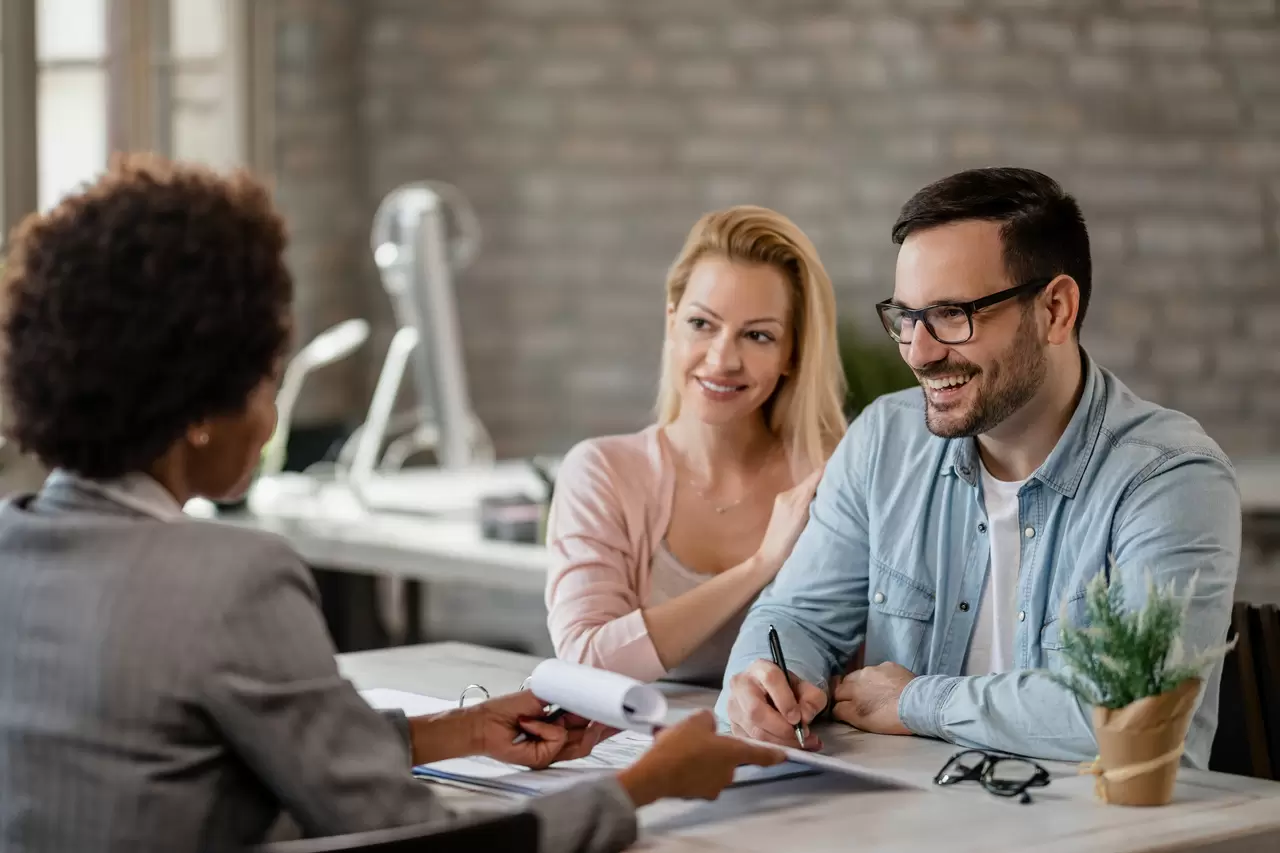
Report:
273,0,1280,463
273,0,374,427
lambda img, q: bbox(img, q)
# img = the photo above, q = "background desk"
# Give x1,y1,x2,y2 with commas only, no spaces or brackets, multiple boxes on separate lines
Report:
216,508,550,653
338,641,1280,853
218,454,1280,655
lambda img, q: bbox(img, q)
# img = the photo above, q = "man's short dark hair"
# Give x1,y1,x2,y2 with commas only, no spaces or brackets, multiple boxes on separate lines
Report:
0,153,293,479
891,167,1092,332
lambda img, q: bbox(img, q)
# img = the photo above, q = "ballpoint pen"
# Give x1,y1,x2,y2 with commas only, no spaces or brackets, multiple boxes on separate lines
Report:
512,705,567,744
767,624,806,749
512,701,641,744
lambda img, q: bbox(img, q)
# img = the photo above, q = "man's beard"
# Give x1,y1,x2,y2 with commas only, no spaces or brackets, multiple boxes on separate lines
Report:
921,309,1047,439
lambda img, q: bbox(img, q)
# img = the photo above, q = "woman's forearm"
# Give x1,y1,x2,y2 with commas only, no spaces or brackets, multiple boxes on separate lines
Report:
642,555,773,671
407,709,479,765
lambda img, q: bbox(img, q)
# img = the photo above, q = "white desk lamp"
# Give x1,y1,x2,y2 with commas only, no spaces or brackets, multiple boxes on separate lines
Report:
260,318,371,476
358,181,491,475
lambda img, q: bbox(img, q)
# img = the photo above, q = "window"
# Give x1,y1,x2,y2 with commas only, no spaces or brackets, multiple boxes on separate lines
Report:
1,2,39,244
1,9,7,241
169,0,244,170
37,0,109,210
1,0,265,224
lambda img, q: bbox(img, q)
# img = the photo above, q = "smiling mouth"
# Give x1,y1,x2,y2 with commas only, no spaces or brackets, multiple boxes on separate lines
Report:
697,378,748,393
920,374,973,391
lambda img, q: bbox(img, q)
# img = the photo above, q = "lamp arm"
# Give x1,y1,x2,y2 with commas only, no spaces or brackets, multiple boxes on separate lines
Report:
261,359,310,475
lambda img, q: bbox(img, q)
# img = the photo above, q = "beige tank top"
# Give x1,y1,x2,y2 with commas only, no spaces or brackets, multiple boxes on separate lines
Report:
644,540,750,688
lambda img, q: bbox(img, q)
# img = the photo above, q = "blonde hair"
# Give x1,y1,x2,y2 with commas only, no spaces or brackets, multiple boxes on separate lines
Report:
656,205,847,475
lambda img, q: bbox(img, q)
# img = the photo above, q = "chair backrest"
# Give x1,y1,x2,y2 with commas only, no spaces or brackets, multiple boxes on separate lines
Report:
1210,602,1280,780
1255,604,1280,775
251,810,538,853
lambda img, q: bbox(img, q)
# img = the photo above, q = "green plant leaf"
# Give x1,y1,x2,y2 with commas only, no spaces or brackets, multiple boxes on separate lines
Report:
1046,556,1237,709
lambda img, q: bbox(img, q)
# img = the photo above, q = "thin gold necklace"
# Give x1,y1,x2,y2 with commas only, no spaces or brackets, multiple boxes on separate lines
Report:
688,480,747,514
682,444,781,514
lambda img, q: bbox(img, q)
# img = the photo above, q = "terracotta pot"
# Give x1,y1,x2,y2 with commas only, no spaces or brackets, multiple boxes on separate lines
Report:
1089,677,1201,806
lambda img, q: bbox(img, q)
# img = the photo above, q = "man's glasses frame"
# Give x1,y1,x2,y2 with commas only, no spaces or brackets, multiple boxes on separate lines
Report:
933,748,1051,804
875,276,1055,346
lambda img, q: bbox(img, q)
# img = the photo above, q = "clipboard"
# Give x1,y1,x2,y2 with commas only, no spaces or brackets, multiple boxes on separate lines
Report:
409,725,819,797
361,664,821,797
364,661,915,796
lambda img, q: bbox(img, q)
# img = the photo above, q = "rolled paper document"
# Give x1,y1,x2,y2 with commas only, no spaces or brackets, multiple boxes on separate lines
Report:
527,658,672,733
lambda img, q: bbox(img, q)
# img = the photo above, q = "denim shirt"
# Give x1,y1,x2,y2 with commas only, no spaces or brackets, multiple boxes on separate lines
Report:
716,349,1240,768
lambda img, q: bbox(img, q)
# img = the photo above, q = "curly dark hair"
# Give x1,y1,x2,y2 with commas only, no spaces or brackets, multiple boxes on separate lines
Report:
0,153,293,479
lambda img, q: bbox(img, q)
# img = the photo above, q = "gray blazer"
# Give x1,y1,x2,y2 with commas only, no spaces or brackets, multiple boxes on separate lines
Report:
0,474,637,853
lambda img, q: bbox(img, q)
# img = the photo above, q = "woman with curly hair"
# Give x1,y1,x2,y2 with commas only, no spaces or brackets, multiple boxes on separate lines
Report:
0,155,781,853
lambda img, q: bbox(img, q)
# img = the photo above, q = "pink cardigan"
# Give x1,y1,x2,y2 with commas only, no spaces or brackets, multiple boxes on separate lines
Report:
544,425,676,682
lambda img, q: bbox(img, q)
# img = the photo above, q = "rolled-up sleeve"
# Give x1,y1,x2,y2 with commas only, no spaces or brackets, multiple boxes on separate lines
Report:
897,450,1240,768
544,442,666,682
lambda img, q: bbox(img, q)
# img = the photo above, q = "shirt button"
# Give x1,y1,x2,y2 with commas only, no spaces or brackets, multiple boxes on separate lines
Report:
977,522,987,533
1018,610,1026,622
959,601,970,612
1024,526,1036,539
873,591,885,604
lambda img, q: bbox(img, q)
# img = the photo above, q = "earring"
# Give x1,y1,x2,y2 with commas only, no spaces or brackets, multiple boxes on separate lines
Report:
194,432,210,447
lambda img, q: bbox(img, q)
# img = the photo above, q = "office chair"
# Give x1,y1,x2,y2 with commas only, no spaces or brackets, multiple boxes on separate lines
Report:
251,810,538,853
1210,602,1280,780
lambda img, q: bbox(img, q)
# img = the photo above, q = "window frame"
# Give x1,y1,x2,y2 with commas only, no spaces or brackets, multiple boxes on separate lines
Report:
0,0,273,245
1,0,39,240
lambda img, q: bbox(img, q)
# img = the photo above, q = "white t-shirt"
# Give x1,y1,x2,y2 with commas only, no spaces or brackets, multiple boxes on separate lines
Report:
964,462,1027,675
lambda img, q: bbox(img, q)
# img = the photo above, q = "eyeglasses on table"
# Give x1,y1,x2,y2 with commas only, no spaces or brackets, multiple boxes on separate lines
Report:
933,748,1051,804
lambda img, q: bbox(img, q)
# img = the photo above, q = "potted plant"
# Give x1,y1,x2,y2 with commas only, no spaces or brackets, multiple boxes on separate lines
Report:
1047,558,1236,806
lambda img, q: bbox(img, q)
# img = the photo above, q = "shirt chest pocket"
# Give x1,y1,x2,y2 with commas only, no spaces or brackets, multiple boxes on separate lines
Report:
1038,587,1088,667
864,563,936,673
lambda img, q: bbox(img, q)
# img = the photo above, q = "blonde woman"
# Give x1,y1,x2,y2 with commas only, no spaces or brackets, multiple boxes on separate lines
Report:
545,205,847,686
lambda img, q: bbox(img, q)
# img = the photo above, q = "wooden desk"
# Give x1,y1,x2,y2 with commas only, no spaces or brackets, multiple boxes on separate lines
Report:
222,509,547,593
206,475,549,594
338,642,1280,853
1237,457,1280,517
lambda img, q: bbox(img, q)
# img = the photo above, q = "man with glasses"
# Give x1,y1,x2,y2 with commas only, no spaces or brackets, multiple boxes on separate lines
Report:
716,167,1239,768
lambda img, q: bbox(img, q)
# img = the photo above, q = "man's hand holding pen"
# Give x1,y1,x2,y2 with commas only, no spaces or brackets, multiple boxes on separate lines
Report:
725,658,827,750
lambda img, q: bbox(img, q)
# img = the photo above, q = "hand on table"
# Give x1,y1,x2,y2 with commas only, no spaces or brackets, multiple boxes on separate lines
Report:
830,662,916,736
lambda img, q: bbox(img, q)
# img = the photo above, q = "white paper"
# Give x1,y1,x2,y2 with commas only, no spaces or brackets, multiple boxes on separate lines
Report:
558,729,654,768
359,687,456,717
357,680,851,794
750,738,917,789
415,729,815,796
528,658,668,732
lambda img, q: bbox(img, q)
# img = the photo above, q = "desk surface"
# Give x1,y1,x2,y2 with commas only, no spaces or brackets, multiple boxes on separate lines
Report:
1237,456,1280,514
338,642,1280,853
209,472,548,592
224,509,547,592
